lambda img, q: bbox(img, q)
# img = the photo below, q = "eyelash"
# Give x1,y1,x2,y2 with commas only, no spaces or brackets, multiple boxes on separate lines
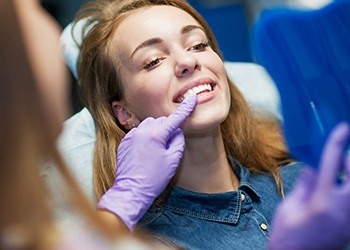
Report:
143,58,162,70
191,42,209,51
143,42,210,70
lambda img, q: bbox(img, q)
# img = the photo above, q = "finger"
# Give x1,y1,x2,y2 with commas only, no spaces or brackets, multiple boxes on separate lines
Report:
318,122,350,189
291,166,317,201
345,151,350,178
163,93,197,134
166,128,185,168
341,154,350,192
137,117,155,129
167,128,185,151
286,166,316,206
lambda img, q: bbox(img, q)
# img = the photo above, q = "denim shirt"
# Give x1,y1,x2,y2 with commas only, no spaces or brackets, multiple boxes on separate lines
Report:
137,161,303,250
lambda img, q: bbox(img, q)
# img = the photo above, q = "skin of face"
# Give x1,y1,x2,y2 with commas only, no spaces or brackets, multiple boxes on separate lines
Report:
112,5,231,135
14,0,70,136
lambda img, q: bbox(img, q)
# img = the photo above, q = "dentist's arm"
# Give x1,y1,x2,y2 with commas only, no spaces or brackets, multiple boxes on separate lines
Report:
269,122,350,250
98,94,197,231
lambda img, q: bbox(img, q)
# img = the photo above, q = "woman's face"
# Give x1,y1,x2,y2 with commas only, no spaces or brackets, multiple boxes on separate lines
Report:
113,5,231,134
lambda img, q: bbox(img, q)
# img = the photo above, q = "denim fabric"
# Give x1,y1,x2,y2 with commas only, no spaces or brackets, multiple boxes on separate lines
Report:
137,161,303,250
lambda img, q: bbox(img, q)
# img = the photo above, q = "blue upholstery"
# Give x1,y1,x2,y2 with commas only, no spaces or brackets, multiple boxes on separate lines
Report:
253,0,350,168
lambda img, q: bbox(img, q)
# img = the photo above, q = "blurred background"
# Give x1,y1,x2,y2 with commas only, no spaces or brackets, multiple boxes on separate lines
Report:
40,0,332,114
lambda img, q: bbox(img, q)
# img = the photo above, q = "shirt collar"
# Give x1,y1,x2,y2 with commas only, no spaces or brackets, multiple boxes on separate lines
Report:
161,162,261,224
233,159,261,200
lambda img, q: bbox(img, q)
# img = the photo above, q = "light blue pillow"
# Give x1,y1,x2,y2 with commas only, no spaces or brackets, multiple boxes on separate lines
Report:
60,18,97,79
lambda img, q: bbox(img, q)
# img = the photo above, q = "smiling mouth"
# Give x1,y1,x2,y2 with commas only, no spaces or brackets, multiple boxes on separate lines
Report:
174,83,216,103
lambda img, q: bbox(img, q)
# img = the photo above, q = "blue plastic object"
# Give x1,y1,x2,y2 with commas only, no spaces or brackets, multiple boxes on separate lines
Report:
253,0,350,168
187,0,252,62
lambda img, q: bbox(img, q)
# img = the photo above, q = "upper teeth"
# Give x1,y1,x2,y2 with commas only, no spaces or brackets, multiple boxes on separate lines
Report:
183,84,212,99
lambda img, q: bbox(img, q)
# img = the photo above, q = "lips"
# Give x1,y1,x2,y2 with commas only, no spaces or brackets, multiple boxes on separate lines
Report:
174,78,216,103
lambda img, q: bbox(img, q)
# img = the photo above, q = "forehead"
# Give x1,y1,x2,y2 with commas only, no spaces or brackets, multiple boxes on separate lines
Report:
112,5,202,54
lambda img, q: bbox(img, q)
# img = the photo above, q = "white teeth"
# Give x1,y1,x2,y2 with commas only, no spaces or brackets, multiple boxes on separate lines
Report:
198,85,205,92
184,84,211,97
177,83,213,102
183,89,196,99
192,86,200,94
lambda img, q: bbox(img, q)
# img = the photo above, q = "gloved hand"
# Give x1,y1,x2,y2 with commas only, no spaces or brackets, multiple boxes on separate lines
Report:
98,94,197,231
269,122,350,250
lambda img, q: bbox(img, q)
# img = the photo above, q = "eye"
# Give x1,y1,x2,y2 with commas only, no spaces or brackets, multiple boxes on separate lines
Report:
143,57,163,70
190,42,209,52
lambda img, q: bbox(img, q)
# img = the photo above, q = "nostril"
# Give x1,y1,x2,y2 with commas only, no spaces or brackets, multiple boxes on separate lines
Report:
182,68,189,74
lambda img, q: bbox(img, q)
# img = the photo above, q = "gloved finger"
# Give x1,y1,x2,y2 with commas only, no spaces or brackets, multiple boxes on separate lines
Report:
162,93,197,136
137,117,156,129
345,151,350,179
290,166,317,202
341,154,350,193
318,122,350,190
166,128,185,158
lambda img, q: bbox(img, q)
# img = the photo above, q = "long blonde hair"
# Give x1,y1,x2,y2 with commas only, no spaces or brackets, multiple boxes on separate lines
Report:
75,0,292,199
0,1,119,248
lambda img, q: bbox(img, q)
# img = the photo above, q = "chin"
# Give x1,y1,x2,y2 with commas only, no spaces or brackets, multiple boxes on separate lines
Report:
182,108,229,135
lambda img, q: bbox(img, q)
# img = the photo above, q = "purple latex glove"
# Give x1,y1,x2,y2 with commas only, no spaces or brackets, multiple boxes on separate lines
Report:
269,122,350,250
98,94,197,231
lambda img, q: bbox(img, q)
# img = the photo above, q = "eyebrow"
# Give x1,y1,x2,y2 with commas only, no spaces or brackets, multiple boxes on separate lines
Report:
181,24,204,35
130,25,205,58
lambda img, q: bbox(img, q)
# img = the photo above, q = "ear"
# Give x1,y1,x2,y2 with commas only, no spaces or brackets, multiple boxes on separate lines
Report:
111,101,140,130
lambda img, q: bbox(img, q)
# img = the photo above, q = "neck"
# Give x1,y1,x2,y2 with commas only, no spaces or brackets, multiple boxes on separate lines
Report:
173,127,239,193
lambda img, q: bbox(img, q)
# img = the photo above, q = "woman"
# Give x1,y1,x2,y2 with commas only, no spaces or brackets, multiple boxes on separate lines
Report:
74,0,301,249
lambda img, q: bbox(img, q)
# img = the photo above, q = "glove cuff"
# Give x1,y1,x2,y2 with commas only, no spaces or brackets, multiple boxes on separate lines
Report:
97,187,152,231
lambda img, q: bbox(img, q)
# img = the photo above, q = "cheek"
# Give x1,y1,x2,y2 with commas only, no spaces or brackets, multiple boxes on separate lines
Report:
209,53,226,76
204,52,231,102
131,92,167,119
182,104,229,135
124,73,173,119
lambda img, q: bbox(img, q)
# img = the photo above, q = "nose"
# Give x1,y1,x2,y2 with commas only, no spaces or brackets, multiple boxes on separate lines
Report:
175,51,201,77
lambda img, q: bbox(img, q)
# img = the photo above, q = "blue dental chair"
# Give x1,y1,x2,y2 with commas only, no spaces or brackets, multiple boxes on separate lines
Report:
253,0,350,168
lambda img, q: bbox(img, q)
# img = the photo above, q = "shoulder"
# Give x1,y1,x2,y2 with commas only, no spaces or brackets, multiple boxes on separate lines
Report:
241,161,303,197
279,161,304,194
279,162,304,180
